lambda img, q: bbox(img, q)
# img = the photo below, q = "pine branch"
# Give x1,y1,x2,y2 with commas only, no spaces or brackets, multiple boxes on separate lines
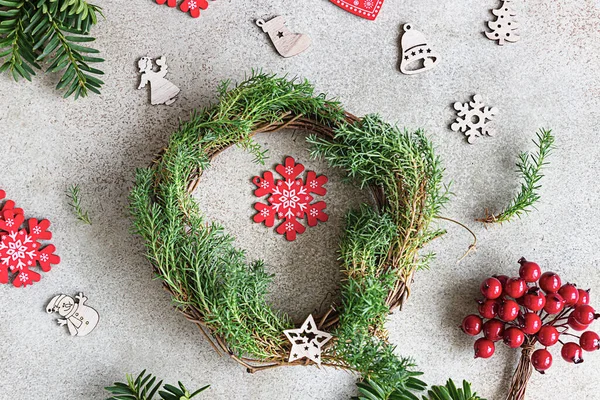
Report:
105,370,209,400
67,184,92,224
0,0,104,98
478,129,555,224
423,380,486,400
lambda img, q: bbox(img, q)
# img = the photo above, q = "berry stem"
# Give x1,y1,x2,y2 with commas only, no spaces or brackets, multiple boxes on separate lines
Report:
505,339,535,400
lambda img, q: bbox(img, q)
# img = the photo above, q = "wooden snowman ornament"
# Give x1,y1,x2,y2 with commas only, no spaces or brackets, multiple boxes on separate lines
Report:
138,56,180,105
256,17,311,58
399,24,439,75
46,293,99,337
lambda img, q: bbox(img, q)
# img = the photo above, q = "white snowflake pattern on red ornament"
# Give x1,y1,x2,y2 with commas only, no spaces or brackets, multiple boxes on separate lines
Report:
0,190,60,287
252,157,328,241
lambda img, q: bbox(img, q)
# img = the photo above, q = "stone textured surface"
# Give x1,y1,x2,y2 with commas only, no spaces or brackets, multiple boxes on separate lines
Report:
1,0,600,399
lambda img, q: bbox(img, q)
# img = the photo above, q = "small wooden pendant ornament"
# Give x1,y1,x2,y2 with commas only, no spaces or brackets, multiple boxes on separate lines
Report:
46,293,99,337
451,94,499,144
284,314,332,365
399,24,440,75
485,0,520,45
137,56,180,106
256,17,311,58
329,0,383,21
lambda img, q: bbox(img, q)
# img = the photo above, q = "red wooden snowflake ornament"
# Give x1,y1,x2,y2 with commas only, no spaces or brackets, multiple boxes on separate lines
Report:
0,189,60,287
253,157,328,241
330,0,384,21
155,0,214,18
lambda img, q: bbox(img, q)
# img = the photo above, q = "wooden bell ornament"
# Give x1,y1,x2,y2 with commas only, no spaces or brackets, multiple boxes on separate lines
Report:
399,24,440,75
256,16,311,58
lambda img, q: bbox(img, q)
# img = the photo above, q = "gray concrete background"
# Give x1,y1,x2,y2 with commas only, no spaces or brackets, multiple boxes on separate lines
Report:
1,0,600,398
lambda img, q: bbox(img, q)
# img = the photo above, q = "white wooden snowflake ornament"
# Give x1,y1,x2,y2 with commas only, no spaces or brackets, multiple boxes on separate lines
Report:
46,293,99,337
284,314,332,365
451,95,499,144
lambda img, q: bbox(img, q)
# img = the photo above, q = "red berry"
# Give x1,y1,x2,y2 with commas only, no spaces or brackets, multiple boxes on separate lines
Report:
523,288,546,311
503,327,525,348
493,274,509,288
539,272,562,294
559,284,579,306
561,342,584,364
478,299,499,319
474,338,495,359
462,314,483,336
518,258,541,282
481,277,503,300
531,349,553,372
580,331,600,352
568,314,589,331
498,299,520,322
538,326,559,346
576,289,590,306
521,312,542,335
483,319,505,342
573,305,598,325
505,277,527,299
544,293,565,315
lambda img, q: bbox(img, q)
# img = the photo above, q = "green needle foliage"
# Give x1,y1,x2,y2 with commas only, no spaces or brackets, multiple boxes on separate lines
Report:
105,370,209,400
479,129,555,224
129,73,461,399
66,184,92,224
0,0,104,99
423,380,486,400
354,379,484,400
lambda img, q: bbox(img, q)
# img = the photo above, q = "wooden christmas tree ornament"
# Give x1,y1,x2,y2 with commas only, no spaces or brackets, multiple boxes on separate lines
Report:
46,293,99,337
137,56,180,106
329,0,383,21
256,17,311,58
399,24,440,75
486,0,520,45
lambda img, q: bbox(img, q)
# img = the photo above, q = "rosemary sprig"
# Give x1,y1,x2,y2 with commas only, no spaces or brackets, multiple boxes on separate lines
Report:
67,184,92,225
479,129,555,224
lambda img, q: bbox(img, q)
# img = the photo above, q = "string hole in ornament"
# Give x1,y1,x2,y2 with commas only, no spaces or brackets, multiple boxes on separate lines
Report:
471,115,480,124
256,19,265,28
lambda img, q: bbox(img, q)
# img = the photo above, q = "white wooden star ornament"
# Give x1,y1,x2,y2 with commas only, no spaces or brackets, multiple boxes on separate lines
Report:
283,314,332,365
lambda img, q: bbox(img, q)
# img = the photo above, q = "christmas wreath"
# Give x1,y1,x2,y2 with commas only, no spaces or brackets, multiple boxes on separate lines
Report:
130,73,471,398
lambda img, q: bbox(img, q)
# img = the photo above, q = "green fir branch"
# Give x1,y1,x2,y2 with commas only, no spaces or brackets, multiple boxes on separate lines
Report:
67,184,92,224
423,380,486,400
354,379,484,400
105,370,209,400
0,0,104,98
479,129,555,224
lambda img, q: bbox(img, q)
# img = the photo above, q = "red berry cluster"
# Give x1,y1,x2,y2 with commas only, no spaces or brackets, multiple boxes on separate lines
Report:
461,258,600,373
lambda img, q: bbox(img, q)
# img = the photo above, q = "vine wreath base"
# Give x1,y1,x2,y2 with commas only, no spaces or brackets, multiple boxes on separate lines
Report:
152,112,416,374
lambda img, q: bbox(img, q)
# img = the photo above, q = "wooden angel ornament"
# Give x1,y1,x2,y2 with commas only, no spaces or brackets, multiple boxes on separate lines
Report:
46,293,99,337
137,56,180,105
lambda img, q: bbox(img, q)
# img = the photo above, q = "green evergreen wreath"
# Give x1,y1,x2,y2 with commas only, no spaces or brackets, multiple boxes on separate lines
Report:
129,73,467,399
